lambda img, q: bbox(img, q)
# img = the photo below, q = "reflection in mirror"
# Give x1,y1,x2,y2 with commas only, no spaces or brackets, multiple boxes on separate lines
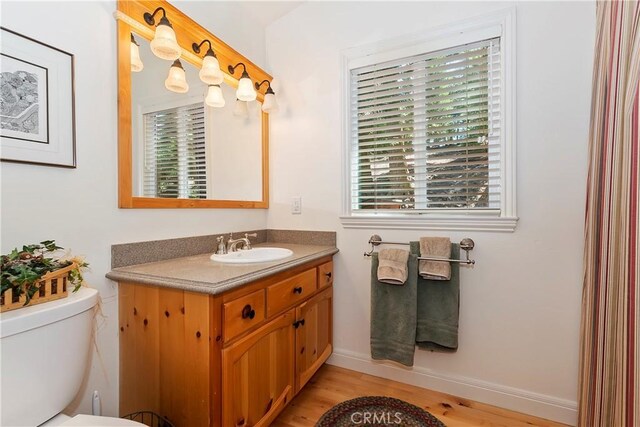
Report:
130,33,263,201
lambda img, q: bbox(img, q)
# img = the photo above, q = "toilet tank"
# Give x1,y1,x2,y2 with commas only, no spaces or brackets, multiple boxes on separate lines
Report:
1,287,99,427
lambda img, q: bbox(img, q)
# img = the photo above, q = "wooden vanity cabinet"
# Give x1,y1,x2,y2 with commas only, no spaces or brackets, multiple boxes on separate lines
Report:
119,256,334,427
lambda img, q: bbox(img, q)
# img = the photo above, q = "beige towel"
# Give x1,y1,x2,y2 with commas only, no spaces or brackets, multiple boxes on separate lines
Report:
377,248,410,285
419,237,452,280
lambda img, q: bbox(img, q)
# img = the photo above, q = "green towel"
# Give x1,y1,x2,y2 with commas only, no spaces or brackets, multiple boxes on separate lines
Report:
411,241,460,352
370,252,418,366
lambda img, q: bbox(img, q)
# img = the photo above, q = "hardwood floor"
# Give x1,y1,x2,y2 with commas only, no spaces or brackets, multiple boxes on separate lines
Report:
272,365,569,427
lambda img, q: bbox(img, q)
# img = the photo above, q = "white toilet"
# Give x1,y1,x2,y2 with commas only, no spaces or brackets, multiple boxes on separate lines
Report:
1,287,144,427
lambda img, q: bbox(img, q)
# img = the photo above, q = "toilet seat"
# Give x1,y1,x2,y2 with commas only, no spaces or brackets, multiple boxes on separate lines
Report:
61,415,145,426
42,414,145,427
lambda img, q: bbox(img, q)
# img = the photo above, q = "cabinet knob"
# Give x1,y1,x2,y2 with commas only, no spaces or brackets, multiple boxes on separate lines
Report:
241,304,255,320
293,319,305,329
325,272,332,280
293,286,303,294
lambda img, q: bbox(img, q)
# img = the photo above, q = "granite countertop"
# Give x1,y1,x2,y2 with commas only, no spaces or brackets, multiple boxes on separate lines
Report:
106,242,338,295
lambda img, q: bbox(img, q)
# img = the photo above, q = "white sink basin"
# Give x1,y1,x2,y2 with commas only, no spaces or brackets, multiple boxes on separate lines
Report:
210,247,294,264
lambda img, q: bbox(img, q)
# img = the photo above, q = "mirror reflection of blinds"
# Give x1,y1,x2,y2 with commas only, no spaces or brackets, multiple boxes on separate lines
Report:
143,103,207,199
351,38,501,212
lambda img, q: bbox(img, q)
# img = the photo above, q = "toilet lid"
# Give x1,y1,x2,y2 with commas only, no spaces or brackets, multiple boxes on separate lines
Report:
61,415,145,426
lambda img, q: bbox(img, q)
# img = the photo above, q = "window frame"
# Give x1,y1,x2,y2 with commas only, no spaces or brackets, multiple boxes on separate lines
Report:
340,7,518,232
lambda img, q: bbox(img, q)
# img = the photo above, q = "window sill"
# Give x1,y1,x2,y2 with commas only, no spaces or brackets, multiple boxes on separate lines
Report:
339,214,518,232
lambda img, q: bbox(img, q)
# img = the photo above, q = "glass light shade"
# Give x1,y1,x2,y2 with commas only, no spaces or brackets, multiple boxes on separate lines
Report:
165,61,189,93
205,85,225,108
130,40,144,72
150,23,181,61
236,76,257,102
199,54,224,85
262,92,279,113
233,99,249,117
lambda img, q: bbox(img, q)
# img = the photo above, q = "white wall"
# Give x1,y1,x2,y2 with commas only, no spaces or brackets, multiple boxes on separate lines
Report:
0,0,269,418
174,0,268,69
265,2,595,424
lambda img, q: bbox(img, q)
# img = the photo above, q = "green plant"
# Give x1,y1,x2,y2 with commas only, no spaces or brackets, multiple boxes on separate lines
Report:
1,240,88,305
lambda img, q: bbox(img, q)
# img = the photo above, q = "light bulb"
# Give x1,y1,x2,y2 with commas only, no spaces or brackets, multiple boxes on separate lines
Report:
130,35,144,72
165,59,189,93
233,99,249,117
262,91,278,113
199,50,224,85
150,19,181,61
205,85,225,108
236,72,257,102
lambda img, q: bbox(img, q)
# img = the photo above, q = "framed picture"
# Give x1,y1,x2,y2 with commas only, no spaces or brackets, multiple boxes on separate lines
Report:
0,27,76,167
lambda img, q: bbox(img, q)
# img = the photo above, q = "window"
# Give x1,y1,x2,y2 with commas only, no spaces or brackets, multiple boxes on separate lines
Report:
143,103,207,199
342,11,517,231
352,38,500,211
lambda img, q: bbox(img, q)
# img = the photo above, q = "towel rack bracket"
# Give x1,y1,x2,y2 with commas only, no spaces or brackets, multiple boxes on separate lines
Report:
368,234,383,246
460,238,475,251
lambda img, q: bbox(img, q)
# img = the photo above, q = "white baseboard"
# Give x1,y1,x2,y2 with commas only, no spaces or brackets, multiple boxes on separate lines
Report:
327,349,577,426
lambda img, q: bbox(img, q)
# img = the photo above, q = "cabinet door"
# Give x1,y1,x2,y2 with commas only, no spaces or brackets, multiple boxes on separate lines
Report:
295,286,333,392
222,309,295,427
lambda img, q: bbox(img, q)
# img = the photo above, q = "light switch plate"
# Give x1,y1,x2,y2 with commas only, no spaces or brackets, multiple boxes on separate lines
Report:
291,197,302,214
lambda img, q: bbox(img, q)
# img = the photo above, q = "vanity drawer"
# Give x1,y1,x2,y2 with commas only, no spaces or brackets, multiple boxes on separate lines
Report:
223,289,265,342
317,261,333,289
267,269,316,317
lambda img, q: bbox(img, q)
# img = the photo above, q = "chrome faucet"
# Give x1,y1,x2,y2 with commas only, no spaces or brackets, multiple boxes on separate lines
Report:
227,233,258,252
215,236,227,255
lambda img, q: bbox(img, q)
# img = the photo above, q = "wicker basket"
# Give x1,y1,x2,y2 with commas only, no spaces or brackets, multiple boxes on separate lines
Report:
0,263,76,313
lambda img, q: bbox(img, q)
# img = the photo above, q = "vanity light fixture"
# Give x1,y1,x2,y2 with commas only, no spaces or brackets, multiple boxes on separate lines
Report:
205,85,225,108
233,98,249,117
255,80,278,113
165,59,189,93
227,62,256,102
130,34,144,72
192,39,224,85
144,7,181,61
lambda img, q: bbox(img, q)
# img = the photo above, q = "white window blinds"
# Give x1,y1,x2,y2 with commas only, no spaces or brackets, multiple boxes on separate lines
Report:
350,38,501,213
143,103,207,199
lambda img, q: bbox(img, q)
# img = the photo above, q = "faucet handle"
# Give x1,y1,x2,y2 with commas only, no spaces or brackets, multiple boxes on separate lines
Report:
215,235,227,255
244,233,257,250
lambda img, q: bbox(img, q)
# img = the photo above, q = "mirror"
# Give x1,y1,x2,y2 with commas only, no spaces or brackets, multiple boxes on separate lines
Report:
130,35,263,202
116,1,271,209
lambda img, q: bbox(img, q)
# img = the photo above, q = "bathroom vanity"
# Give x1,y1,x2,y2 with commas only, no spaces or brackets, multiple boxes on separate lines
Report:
107,231,337,427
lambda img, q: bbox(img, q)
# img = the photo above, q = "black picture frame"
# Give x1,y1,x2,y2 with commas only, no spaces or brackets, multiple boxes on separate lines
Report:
0,27,76,168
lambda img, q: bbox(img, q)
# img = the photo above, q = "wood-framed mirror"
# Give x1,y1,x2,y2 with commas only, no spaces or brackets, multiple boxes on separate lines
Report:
116,0,270,208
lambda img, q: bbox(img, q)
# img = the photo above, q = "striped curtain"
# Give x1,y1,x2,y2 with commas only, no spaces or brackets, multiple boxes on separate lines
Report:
579,1,640,426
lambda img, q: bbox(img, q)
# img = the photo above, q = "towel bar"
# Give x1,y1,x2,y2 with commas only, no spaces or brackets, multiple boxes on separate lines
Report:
364,234,476,265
